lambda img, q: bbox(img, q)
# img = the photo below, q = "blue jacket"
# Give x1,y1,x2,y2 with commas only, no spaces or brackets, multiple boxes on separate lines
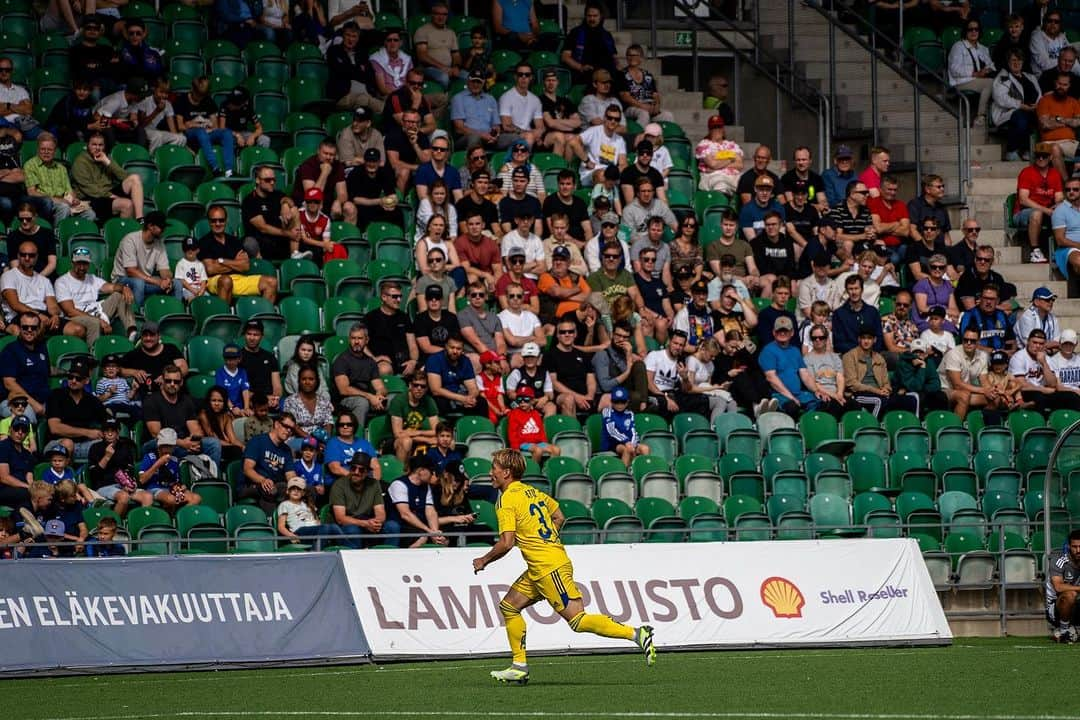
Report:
600,407,638,451
832,301,884,355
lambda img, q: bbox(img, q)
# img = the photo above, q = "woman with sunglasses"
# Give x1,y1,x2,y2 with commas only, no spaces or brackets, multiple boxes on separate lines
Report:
912,253,961,332
947,19,995,122
324,412,381,483
669,215,704,284
459,148,495,192
4,203,56,276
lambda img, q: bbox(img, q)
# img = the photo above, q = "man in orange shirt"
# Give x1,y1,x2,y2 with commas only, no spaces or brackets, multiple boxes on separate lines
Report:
536,245,590,330
1036,72,1080,178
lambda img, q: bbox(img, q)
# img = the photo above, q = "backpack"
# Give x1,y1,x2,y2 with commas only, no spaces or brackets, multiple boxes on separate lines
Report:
181,454,219,485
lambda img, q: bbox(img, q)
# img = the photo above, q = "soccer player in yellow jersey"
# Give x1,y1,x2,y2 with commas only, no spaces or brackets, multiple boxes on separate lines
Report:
473,448,656,684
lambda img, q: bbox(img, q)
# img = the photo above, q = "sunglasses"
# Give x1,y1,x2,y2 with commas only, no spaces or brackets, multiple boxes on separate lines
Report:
0,67,12,72
67,374,86,382
1068,187,1080,192
411,383,428,389
19,252,37,258
259,177,276,183
811,335,827,341
975,256,992,262
507,293,524,299
470,292,486,298
894,302,911,308
386,293,402,299
1036,153,1051,159
603,253,621,260
517,72,532,78
431,146,448,153
923,226,939,231
10,400,27,407
557,329,576,335
209,218,227,223
278,422,297,434
513,147,529,153
337,422,355,428
640,257,656,263
409,82,423,88
964,227,981,233
962,338,978,344
605,115,621,121
509,258,525,265
162,379,182,385
20,324,39,331
17,216,33,223
929,265,945,270
755,185,773,191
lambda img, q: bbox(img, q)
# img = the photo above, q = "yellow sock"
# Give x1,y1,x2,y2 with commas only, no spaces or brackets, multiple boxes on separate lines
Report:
568,611,635,640
499,600,528,666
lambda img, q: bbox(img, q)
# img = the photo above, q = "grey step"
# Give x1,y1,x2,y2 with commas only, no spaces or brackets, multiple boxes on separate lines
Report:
969,160,1031,178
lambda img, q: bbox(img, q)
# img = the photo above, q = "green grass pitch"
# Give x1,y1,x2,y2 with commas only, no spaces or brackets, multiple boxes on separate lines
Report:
6,638,1070,719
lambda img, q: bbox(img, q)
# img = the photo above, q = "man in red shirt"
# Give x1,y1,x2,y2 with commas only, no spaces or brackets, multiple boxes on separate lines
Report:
857,146,890,198
1035,72,1080,179
867,173,911,265
1013,142,1064,264
455,211,502,291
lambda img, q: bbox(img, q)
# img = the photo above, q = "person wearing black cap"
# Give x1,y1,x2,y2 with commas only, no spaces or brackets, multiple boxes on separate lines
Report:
451,69,501,150
86,414,141,517
46,357,107,461
841,326,917,418
70,131,146,220
780,146,828,211
414,284,461,361
337,107,385,169
220,85,269,150
111,210,180,307
384,453,448,548
330,451,395,549
537,244,590,326
326,22,380,112
619,140,667,207
135,77,187,153
70,16,118,92
672,279,723,349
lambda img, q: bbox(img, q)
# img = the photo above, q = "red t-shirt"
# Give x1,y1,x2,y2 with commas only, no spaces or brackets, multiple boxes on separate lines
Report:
866,196,909,247
495,273,539,304
858,166,882,192
507,406,546,448
292,156,346,204
299,210,330,241
1014,165,1064,215
454,233,502,274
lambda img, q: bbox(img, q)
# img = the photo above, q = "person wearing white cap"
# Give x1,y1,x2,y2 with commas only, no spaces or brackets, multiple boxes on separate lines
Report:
506,341,555,415
55,244,137,350
895,338,949,416
1049,329,1080,393
276,477,346,550
1015,285,1061,351
640,123,672,177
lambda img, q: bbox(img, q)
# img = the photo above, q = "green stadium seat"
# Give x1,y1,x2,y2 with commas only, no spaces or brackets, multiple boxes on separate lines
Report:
83,506,121,532
634,497,686,542
813,470,853,499
846,452,887,494
93,335,134,362
841,409,878,438
279,296,321,336
186,374,215,399
187,335,226,376
176,504,228,554
809,492,860,537
935,426,972,455
1008,409,1045,447
46,335,90,368
852,491,892,524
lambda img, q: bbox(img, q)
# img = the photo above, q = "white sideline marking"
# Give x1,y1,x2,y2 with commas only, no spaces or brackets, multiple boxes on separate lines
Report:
39,712,1075,720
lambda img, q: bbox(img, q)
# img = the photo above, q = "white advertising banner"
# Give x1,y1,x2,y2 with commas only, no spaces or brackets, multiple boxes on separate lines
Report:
341,538,951,659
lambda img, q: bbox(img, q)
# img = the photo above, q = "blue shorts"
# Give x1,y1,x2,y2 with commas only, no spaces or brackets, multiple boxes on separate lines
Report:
1056,247,1079,277
520,443,551,451
1014,208,1051,228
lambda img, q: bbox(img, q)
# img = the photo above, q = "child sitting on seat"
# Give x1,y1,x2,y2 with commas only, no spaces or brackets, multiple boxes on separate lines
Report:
600,386,651,467
506,385,561,465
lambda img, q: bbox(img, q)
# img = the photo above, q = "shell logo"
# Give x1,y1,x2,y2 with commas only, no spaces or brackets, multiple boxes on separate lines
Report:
760,576,805,618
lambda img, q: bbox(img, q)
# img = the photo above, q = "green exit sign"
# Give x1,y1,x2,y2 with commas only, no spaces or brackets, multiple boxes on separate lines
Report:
675,30,693,47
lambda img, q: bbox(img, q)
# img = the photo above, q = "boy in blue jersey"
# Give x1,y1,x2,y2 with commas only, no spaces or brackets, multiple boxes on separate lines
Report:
215,343,251,415
600,386,651,467
473,448,656,684
293,435,327,504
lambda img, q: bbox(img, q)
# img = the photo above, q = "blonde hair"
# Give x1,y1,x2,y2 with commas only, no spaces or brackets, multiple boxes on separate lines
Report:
611,294,635,323
29,480,54,501
491,448,525,480
280,196,299,230
56,479,78,503
811,300,831,319
698,337,721,355
439,470,467,508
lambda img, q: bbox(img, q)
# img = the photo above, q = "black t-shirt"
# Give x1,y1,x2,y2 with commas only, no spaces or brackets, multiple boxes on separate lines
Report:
46,388,106,433
0,437,33,481
172,92,219,126
346,164,396,201
752,234,798,277
242,189,288,261
86,436,138,490
240,346,278,395
779,169,827,204
736,169,782,200
543,346,592,395
905,239,948,274
121,344,185,397
456,194,499,231
70,43,116,85
634,272,668,316
6,227,57,273
219,102,260,132
330,350,379,397
413,311,461,358
541,194,590,241
619,164,665,195
143,392,198,439
498,194,543,225
540,93,578,122
363,308,414,367
384,125,431,166
197,232,246,263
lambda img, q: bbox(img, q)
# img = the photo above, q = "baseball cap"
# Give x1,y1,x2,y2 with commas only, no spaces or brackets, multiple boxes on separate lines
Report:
71,246,92,262
516,385,536,399
603,164,620,181
927,305,947,318
791,179,810,195
990,350,1008,365
311,428,330,444
909,338,928,354
644,122,662,137
349,452,372,469
593,195,611,208
552,245,571,260
480,350,505,364
82,13,104,28
611,386,629,402
507,246,526,258
227,86,250,104
636,139,654,154
521,342,541,357
157,427,178,447
542,68,557,79
364,148,381,162
301,435,319,449
675,265,695,279
468,68,486,81
304,187,324,202
511,164,529,179
835,144,854,159
287,477,307,491
45,441,68,457
593,68,611,82
10,416,30,431
353,107,372,121
600,212,620,227
690,279,708,294
1063,329,1078,345
708,115,725,129
102,413,120,428
774,316,794,332
44,519,65,537
126,77,148,96
182,236,198,250
141,321,160,335
1035,141,1055,155
424,284,444,300
1033,286,1057,301
222,343,242,359
244,319,264,332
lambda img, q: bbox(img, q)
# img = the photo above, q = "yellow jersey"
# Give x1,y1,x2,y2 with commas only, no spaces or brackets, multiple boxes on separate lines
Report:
496,481,570,580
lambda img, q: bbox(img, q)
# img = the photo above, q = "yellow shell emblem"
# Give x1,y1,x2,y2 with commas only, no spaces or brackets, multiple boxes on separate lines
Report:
760,576,805,618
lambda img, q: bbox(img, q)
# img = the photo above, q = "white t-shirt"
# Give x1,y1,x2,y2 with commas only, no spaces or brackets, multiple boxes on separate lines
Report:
579,125,627,178
276,499,319,531
650,146,673,175
387,477,434,506
175,258,208,291
645,349,680,392
500,229,544,279
94,90,137,119
1008,349,1045,387
919,328,956,357
1049,352,1080,390
685,354,714,388
0,83,30,122
0,268,53,321
134,96,175,130
497,88,542,131
54,271,107,315
938,346,988,391
497,309,542,352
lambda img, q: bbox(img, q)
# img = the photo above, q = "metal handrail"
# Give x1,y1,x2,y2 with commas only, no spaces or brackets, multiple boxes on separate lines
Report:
799,0,971,206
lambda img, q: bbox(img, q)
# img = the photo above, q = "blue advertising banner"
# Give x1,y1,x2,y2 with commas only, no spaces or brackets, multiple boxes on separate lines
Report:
0,554,371,675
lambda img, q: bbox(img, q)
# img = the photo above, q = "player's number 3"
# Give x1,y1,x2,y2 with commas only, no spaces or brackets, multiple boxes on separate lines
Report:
529,501,556,541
